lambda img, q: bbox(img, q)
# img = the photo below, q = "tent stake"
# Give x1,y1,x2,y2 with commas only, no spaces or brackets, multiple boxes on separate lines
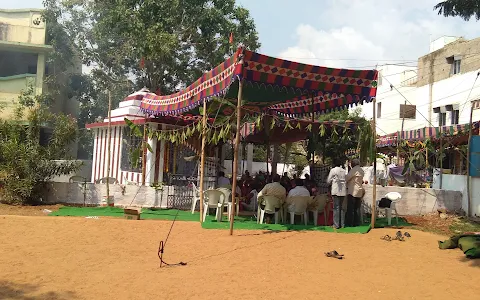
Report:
230,79,243,235
199,99,207,223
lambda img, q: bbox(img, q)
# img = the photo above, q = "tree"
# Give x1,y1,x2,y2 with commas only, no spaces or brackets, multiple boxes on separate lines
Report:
434,0,480,20
0,88,81,205
307,108,374,165
43,0,260,95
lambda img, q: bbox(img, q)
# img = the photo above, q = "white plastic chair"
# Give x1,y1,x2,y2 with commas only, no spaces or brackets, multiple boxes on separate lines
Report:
309,194,328,226
286,196,310,225
203,189,226,222
216,188,236,221
191,183,200,214
376,192,402,225
258,195,282,224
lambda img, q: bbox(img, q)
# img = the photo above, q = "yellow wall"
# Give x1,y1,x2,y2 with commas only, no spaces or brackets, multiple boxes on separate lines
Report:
0,9,46,45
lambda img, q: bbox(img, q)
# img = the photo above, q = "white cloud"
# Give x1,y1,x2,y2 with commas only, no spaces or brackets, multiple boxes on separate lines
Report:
278,0,480,69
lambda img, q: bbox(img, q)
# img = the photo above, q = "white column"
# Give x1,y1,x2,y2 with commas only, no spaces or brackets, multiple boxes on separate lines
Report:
238,143,243,175
157,125,166,184
145,124,157,186
35,53,45,95
246,143,253,173
91,128,98,183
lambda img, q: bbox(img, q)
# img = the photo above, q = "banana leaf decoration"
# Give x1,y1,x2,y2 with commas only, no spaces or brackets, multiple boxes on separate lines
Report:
124,118,143,137
306,124,312,132
255,115,262,130
295,121,302,130
270,118,276,130
319,124,326,137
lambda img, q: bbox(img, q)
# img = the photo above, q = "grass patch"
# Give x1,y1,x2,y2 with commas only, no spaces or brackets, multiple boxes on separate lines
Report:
449,217,480,234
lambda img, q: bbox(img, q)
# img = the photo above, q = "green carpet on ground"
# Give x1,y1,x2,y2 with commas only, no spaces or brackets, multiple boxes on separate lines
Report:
49,206,370,233
374,217,413,228
49,206,125,217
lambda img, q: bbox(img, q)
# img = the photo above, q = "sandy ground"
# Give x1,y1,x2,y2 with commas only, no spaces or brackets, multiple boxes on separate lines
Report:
0,215,479,300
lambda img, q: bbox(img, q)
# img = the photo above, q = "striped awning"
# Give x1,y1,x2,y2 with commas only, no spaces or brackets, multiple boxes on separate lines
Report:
376,121,479,147
399,122,479,140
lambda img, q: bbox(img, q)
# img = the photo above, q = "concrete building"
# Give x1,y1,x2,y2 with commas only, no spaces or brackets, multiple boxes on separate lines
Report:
363,36,480,134
0,8,81,156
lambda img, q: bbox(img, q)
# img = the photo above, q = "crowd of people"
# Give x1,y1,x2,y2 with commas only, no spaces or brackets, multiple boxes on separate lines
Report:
216,158,365,229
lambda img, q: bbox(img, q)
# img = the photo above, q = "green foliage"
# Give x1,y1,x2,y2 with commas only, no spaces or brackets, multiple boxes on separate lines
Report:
0,90,81,205
434,0,480,21
309,108,374,165
44,0,260,94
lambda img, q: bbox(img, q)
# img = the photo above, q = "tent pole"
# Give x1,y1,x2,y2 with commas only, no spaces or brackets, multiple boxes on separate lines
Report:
142,122,147,186
466,104,474,217
230,79,243,235
371,97,377,229
199,99,207,223
311,93,315,165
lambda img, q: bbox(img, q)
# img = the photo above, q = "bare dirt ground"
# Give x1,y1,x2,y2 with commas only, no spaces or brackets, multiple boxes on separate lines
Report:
0,215,479,300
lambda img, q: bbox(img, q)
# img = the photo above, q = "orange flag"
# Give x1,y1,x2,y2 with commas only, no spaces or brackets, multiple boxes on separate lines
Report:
229,32,233,44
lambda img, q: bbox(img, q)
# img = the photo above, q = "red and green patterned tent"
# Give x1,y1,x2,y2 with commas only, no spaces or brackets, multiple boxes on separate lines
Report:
139,46,378,116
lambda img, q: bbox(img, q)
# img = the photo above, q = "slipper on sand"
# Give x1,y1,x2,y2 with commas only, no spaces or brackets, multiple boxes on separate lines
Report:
325,250,344,259
380,235,392,241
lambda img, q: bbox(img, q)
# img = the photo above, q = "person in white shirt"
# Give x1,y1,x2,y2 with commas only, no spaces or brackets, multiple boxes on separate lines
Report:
286,178,311,212
287,178,311,197
217,171,230,188
327,160,347,229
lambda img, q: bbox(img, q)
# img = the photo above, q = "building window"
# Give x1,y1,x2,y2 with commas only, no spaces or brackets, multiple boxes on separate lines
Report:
121,126,143,173
438,113,447,126
447,55,462,75
377,102,382,118
452,59,461,75
450,110,459,125
399,104,416,119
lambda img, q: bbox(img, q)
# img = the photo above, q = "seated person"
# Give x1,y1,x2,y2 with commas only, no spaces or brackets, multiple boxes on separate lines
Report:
286,178,311,212
288,178,311,197
217,171,230,188
242,182,261,211
258,174,286,203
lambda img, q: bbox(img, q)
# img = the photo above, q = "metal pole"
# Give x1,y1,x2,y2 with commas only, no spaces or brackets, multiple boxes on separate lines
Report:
199,99,208,223
230,79,243,235
106,90,112,201
371,97,377,229
466,104,474,217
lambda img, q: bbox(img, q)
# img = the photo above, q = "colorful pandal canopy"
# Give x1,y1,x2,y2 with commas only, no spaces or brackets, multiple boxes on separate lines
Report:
376,122,480,147
139,46,378,116
240,119,357,144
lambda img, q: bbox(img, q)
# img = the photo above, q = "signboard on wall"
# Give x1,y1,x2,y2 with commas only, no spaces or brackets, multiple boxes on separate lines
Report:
469,136,480,177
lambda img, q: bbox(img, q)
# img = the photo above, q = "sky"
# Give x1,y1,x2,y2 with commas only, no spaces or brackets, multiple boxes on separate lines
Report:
2,0,480,69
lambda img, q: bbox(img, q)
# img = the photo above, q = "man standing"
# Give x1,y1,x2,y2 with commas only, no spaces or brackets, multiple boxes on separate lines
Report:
327,160,347,229
345,159,365,227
